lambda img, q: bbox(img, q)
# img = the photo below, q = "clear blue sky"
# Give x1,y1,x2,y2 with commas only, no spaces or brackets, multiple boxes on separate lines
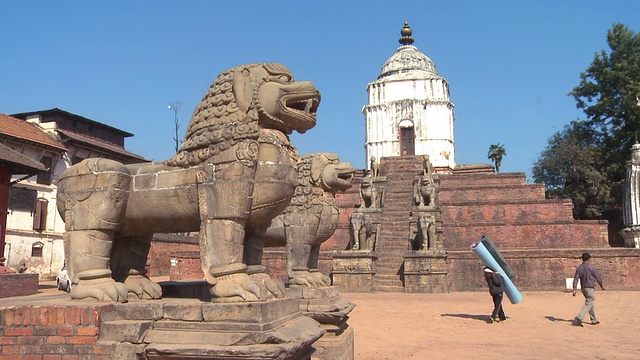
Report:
2,1,639,178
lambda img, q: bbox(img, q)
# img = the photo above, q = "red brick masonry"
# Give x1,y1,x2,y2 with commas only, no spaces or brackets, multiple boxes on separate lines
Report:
0,302,115,359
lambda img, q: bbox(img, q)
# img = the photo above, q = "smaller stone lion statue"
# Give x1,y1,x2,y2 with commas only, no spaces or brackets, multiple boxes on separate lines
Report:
258,152,354,287
349,212,375,251
414,174,436,207
359,176,378,208
370,156,380,178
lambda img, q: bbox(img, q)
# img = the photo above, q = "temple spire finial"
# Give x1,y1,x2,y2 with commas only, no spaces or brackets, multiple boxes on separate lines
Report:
399,21,415,46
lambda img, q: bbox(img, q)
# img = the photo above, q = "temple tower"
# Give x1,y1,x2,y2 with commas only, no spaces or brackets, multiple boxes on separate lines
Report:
363,22,455,171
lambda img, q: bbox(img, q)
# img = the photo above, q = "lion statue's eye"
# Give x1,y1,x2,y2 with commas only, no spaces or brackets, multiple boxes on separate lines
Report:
272,74,291,83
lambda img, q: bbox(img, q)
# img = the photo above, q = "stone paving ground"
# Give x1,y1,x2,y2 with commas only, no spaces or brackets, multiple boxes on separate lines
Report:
33,279,639,359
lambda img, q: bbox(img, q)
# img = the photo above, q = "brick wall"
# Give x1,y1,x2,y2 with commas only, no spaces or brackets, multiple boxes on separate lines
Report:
0,274,38,298
0,304,115,359
440,201,573,222
443,221,608,250
168,250,202,281
447,248,640,292
148,237,198,277
170,248,337,285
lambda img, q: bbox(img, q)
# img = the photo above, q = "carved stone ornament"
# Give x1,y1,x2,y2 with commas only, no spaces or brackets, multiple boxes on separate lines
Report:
416,213,436,250
263,152,355,287
359,176,378,208
349,212,377,251
370,156,380,178
414,173,435,207
56,63,321,302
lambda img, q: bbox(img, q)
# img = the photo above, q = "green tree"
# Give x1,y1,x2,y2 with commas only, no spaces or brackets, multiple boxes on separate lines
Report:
533,23,640,225
532,121,610,219
488,143,507,173
569,23,640,184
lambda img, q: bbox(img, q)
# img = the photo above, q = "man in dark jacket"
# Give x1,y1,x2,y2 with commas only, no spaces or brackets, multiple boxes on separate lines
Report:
572,252,604,327
484,267,507,323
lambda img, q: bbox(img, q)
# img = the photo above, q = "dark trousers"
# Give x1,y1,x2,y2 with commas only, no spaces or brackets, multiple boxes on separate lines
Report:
491,293,506,320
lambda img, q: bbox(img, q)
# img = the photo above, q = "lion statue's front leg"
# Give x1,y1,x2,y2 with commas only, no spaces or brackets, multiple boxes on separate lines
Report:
196,158,268,301
57,159,132,302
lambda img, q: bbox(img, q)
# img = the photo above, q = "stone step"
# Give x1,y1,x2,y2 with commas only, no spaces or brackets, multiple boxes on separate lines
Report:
440,201,573,223
438,173,527,187
374,280,403,288
375,267,404,275
439,184,549,203
372,285,407,293
375,274,401,281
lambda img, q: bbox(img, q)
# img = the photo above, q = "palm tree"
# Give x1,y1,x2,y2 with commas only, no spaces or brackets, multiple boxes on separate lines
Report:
488,143,507,173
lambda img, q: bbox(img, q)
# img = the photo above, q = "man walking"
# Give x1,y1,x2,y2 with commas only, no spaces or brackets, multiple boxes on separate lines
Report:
572,252,604,327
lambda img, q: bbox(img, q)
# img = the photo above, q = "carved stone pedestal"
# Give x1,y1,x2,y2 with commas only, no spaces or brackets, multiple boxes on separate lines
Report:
97,281,325,359
285,286,355,360
403,250,449,293
620,226,640,248
332,250,377,292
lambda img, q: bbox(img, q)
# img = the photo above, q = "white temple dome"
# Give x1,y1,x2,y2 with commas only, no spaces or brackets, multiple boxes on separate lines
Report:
378,22,439,80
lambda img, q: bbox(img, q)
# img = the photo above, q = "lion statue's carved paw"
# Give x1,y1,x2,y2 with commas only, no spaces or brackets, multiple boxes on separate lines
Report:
289,270,330,288
211,273,265,301
250,272,285,298
70,278,129,303
123,275,162,300
309,269,332,286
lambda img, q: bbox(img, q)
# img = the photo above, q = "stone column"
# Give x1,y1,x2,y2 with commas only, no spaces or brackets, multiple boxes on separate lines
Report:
621,142,640,248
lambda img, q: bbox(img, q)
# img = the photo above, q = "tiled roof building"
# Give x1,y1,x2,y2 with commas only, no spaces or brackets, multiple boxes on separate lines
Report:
0,109,145,277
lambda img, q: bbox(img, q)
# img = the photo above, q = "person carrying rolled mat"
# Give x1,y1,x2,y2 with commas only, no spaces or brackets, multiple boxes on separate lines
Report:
484,266,507,323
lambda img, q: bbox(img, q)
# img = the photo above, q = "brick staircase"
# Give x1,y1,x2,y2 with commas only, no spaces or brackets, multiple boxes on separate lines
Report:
372,156,425,292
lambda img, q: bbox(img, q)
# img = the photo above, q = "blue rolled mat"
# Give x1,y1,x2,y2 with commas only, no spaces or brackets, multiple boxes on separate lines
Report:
471,240,523,304
480,235,516,280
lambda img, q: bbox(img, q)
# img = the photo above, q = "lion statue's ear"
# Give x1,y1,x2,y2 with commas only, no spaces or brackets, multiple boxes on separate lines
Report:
310,153,331,184
309,154,323,184
232,66,256,113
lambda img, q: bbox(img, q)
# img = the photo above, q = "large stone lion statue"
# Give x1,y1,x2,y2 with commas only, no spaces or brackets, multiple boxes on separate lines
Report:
251,153,353,287
56,63,320,302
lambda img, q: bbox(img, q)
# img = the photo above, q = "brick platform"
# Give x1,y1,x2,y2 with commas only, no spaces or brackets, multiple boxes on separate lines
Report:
153,156,640,292
0,271,38,298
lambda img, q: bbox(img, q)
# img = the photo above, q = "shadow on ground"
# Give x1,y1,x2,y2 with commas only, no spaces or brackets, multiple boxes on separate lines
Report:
544,316,573,324
441,313,492,323
38,283,58,290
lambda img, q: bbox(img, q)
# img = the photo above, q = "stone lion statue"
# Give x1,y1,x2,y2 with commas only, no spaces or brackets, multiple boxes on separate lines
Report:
56,63,320,302
414,173,435,207
256,153,354,287
349,212,375,251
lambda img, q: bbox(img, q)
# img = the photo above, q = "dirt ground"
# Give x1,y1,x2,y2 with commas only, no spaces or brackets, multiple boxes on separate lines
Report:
343,290,640,360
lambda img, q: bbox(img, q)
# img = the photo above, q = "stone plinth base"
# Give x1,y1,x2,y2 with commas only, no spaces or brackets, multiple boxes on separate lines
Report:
403,251,449,293
332,251,377,292
620,226,640,248
285,286,355,360
0,283,325,360
0,270,38,298
141,298,324,360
